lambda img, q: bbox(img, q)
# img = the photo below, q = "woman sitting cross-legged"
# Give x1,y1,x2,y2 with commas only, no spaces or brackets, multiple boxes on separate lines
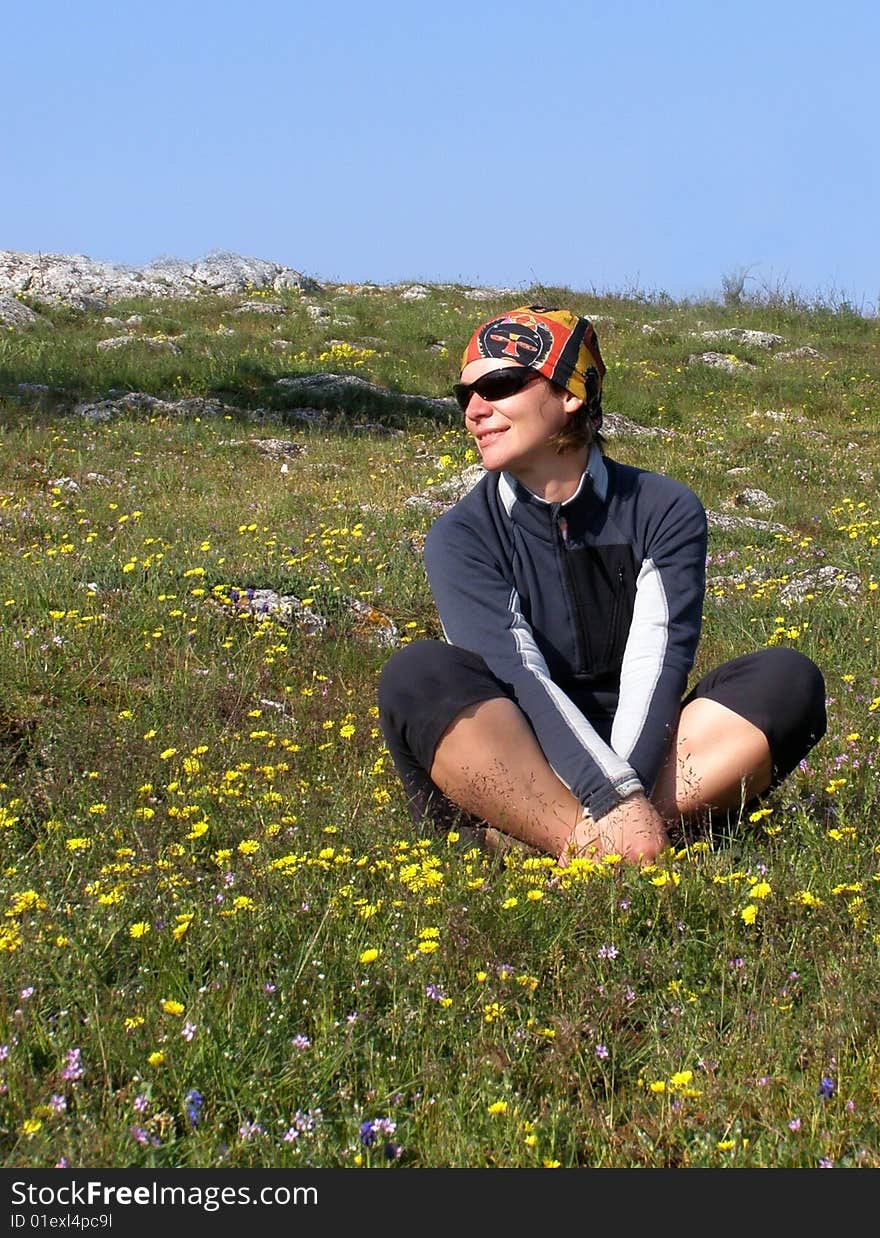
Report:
378,305,827,864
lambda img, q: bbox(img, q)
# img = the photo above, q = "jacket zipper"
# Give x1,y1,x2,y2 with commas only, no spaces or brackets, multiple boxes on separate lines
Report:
555,510,590,673
603,564,626,664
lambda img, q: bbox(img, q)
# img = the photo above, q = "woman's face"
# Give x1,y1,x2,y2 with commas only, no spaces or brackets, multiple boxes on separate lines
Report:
458,357,582,478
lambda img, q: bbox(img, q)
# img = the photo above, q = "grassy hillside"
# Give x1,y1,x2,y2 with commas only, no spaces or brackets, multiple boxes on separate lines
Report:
0,280,878,1168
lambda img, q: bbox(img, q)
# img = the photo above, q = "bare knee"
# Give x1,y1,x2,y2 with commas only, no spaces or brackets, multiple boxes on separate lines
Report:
654,697,772,820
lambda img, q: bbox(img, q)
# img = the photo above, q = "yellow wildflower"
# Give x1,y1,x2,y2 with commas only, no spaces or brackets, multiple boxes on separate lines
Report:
792,890,824,907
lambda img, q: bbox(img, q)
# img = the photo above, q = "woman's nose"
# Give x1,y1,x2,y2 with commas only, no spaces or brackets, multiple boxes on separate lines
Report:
465,393,493,421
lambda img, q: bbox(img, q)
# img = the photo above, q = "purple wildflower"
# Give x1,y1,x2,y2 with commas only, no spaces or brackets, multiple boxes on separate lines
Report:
291,1034,311,1051
818,1076,835,1100
360,1117,398,1154
185,1090,204,1128
292,1108,321,1135
595,1044,609,1060
61,1048,83,1082
284,1108,322,1141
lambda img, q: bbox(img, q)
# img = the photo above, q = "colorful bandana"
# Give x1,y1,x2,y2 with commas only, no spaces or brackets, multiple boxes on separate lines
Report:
460,306,606,420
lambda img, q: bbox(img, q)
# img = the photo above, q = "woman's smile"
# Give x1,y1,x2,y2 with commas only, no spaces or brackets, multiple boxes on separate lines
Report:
459,356,585,497
474,427,508,447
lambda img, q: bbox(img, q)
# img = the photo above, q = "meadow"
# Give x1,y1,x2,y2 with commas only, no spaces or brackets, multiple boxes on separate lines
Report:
0,277,878,1169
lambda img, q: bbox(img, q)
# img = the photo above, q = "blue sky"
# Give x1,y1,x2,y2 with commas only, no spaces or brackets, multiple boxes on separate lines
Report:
5,0,879,310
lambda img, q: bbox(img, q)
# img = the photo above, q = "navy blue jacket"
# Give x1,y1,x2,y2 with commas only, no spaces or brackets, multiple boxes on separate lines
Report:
422,447,708,820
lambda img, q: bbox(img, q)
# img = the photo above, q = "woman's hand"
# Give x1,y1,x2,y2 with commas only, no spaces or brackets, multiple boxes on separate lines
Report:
560,793,669,866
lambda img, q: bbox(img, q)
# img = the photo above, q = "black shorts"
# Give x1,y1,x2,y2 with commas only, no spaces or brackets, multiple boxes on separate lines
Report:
377,640,827,827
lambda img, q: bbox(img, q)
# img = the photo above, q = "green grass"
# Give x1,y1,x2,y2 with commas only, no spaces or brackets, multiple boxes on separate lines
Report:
0,280,878,1168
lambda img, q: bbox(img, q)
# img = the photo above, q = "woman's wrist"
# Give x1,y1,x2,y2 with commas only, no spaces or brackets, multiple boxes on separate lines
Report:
611,775,645,806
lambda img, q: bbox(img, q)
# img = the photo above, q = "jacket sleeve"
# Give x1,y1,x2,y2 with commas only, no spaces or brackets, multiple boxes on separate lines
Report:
423,513,644,821
610,479,707,792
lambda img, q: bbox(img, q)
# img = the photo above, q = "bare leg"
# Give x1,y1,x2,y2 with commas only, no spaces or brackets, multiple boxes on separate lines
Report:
429,698,581,857
429,695,772,865
653,697,773,822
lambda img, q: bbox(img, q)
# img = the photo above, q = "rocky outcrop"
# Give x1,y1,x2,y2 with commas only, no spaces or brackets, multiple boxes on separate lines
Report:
688,351,758,373
692,328,786,349
0,250,321,310
706,510,789,534
275,372,454,415
0,294,46,328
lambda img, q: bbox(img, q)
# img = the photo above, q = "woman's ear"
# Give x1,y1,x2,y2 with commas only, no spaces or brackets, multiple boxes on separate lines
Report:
561,390,584,417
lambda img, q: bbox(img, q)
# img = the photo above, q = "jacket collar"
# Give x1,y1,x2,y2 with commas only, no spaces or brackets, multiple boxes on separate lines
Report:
498,446,608,527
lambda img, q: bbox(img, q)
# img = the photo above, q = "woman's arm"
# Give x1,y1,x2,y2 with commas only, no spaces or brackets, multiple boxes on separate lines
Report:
424,513,644,821
610,480,708,793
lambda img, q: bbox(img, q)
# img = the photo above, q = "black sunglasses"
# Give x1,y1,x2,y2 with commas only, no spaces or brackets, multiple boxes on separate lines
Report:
453,366,540,413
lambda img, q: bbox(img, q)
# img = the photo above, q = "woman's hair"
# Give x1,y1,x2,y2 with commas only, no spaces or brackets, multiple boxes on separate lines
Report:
548,375,605,455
